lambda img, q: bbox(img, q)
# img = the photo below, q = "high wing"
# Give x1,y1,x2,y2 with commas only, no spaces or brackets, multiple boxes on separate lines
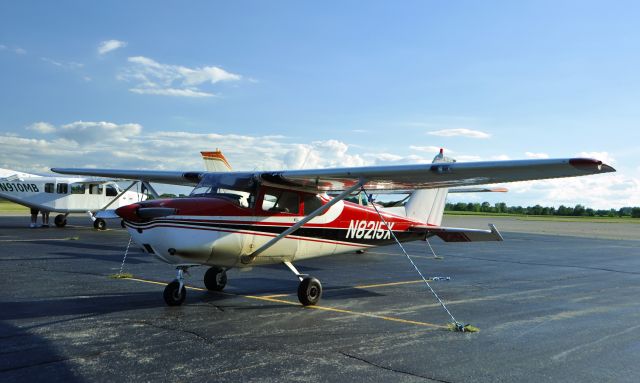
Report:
53,157,615,192
261,158,614,191
50,169,204,186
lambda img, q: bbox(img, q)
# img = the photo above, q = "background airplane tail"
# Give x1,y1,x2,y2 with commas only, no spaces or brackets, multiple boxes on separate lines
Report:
403,149,454,226
201,150,232,172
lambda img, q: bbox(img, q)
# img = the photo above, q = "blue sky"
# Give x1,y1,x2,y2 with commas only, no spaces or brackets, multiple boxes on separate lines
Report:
1,1,638,208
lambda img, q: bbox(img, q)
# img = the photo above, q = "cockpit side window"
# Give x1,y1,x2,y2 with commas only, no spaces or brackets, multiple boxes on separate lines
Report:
106,185,118,197
190,174,257,208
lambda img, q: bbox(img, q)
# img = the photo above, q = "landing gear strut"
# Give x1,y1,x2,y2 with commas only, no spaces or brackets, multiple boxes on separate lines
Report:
163,266,189,306
54,214,68,228
204,267,227,291
284,261,323,306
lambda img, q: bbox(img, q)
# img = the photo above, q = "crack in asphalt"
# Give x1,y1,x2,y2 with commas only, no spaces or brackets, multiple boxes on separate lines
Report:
133,320,214,345
339,351,454,382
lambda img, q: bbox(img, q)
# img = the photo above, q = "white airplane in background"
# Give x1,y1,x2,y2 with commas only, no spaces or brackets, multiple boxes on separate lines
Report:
53,149,615,308
0,150,233,229
0,167,147,229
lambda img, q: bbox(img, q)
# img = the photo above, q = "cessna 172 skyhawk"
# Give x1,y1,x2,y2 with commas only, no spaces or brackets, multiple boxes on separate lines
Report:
53,150,615,306
0,167,147,229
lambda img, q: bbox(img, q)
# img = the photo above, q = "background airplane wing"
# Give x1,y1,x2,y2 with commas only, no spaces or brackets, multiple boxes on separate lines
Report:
259,158,615,191
50,168,204,186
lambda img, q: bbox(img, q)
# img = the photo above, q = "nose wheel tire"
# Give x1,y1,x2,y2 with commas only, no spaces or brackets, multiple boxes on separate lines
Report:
93,218,106,230
297,277,322,306
54,214,67,228
163,280,186,306
204,267,227,291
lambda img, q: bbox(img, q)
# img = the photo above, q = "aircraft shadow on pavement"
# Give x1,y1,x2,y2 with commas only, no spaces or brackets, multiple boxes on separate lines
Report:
49,251,151,265
0,321,80,381
28,239,139,254
0,292,163,321
223,277,384,301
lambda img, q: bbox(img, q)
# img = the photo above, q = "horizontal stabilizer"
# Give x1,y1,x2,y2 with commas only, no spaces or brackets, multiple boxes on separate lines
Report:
428,224,503,242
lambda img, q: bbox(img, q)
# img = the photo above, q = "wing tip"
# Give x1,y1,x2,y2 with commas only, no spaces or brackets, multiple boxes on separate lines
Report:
569,158,616,173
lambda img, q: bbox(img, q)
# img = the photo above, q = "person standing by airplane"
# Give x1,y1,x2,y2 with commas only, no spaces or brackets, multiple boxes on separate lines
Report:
30,207,39,228
41,210,50,228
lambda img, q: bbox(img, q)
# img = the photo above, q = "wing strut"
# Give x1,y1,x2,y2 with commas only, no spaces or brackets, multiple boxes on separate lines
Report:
241,181,364,264
98,181,139,211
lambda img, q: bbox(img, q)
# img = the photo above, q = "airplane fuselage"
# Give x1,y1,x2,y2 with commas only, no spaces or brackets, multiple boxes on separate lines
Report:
118,191,429,268
0,176,143,213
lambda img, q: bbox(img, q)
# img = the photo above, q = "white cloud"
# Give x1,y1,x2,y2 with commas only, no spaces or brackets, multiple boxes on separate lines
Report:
525,152,550,159
0,44,6,50
58,121,142,144
41,57,84,69
427,128,490,139
26,122,56,134
3,123,637,209
119,56,242,98
129,87,214,98
98,40,127,55
491,154,511,161
409,145,450,154
14,47,26,55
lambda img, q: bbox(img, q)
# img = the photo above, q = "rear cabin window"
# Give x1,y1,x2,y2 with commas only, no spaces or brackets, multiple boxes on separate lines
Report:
44,183,54,193
262,190,299,214
56,183,68,194
89,184,103,195
303,194,323,215
70,183,85,194
106,185,118,197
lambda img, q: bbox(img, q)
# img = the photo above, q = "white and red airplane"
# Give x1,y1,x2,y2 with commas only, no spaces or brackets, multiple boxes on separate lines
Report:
52,150,615,306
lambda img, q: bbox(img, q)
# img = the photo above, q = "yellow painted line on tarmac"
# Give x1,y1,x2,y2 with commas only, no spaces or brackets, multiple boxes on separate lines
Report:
0,237,80,242
122,276,445,329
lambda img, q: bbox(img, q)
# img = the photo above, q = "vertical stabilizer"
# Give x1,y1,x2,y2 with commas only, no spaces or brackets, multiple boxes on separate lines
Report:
403,149,455,226
201,150,232,172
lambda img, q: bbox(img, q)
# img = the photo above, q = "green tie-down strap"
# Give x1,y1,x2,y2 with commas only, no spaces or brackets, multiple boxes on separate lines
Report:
447,322,480,333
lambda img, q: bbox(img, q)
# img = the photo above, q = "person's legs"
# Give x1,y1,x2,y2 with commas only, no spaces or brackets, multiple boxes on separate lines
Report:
30,208,39,228
41,211,50,227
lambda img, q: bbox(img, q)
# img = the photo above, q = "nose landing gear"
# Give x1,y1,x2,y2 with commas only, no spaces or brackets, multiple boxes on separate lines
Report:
163,266,189,306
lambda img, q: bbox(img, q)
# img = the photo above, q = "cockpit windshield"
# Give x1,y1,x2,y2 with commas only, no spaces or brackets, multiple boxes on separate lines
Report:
190,174,257,208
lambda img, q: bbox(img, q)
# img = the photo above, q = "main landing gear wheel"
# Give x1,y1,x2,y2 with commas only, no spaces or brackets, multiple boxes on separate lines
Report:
297,277,322,306
120,219,126,228
163,280,186,306
54,214,67,228
204,267,227,291
93,218,106,230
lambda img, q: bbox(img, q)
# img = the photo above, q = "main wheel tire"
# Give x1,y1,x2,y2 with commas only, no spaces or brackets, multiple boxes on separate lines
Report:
54,214,67,228
204,267,227,291
297,277,322,306
93,218,106,230
163,280,186,306
120,219,126,228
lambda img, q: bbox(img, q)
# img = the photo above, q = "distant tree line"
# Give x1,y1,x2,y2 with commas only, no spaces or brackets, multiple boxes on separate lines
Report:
446,202,640,218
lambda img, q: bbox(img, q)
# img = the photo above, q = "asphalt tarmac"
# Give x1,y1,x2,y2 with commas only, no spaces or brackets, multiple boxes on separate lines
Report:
2,215,640,382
